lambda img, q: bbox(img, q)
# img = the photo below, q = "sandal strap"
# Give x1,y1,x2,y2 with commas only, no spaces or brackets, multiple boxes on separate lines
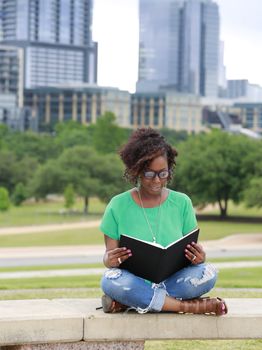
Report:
179,297,227,315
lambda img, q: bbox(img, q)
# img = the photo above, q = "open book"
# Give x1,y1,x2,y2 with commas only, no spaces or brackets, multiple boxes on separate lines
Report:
119,227,199,283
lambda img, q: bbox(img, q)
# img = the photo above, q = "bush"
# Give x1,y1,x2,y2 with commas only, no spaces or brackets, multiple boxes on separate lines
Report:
0,187,10,211
64,184,75,210
12,183,28,206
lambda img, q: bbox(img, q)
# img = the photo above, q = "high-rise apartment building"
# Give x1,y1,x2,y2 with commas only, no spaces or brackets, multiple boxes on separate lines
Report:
137,0,220,97
0,45,24,107
0,0,97,88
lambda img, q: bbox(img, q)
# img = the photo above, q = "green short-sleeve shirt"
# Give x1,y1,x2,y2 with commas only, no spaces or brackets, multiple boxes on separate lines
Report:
100,189,197,247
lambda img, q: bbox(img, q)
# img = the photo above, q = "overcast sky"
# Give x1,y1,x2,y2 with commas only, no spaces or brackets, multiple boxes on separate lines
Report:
92,0,262,93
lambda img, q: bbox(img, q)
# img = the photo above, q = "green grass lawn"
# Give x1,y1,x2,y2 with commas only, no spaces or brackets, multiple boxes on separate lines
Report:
1,257,261,273
209,256,262,263
0,288,103,300
0,199,261,350
0,275,102,290
145,340,262,350
0,222,261,247
198,221,262,240
0,266,261,350
0,197,261,229
0,267,261,290
1,287,261,301
197,200,262,218
0,263,104,273
216,267,262,288
0,227,103,247
0,197,106,227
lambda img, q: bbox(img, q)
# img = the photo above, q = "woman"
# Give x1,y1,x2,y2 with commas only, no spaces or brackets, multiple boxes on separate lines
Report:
100,128,227,315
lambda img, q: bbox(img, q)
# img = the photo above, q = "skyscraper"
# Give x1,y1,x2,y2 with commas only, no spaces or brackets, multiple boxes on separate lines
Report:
137,0,220,97
0,0,97,88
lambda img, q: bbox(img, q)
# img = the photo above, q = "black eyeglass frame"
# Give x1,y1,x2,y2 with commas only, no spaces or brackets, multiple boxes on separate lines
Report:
143,169,170,180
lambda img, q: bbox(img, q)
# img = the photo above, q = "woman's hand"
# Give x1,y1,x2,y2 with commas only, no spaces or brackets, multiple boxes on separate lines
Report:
106,247,132,268
185,241,206,265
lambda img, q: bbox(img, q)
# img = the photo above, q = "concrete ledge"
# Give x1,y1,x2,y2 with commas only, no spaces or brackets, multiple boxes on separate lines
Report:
0,298,261,347
0,300,83,346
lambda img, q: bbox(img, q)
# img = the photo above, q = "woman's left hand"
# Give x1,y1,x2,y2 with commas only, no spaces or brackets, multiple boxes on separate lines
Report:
185,241,206,265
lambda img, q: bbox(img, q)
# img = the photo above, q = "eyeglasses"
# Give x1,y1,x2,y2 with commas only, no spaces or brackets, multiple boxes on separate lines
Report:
143,170,169,179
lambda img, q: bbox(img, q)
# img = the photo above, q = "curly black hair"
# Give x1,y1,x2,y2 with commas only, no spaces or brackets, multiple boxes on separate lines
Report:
119,128,178,184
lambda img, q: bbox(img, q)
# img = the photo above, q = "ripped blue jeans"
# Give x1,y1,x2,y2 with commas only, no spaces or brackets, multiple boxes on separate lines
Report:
101,263,217,313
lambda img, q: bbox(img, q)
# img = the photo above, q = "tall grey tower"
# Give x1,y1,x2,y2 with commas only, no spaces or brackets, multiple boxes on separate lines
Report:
0,0,97,88
137,0,220,97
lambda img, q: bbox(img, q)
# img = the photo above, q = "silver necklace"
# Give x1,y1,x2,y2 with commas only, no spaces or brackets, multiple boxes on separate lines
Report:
137,188,162,243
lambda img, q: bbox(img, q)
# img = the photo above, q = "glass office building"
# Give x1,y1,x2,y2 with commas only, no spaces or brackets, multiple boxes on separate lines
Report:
0,0,97,88
137,0,219,97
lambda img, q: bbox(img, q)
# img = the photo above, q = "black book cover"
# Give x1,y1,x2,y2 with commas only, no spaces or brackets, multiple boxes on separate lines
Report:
119,228,199,283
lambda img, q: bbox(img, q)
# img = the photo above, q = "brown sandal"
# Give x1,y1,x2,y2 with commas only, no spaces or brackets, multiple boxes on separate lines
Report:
101,294,128,313
178,297,228,315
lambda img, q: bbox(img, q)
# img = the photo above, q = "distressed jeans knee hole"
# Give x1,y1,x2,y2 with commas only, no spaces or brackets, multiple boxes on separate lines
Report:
104,268,122,280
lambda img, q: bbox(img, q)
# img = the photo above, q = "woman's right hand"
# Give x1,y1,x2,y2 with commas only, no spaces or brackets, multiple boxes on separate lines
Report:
106,247,132,267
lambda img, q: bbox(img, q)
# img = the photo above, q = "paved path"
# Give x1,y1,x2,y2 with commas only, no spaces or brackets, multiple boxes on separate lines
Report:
0,261,262,279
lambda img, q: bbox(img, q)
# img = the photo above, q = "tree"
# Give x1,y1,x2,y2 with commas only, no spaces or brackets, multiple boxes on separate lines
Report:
244,177,262,208
159,128,188,145
171,130,256,218
12,183,28,206
29,160,65,200
92,112,129,154
0,187,10,211
14,156,39,187
64,184,76,210
54,121,93,150
0,150,40,197
29,145,127,214
0,150,17,193
241,139,262,208
6,131,59,162
0,124,10,150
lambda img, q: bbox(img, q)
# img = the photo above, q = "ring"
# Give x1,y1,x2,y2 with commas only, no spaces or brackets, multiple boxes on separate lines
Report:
117,257,122,264
192,255,196,262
